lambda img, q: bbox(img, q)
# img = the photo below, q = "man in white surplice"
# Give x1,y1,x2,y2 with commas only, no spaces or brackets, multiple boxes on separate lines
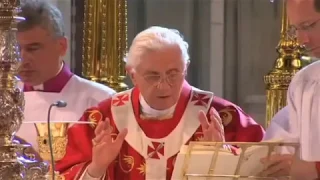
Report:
14,0,115,153
263,0,320,178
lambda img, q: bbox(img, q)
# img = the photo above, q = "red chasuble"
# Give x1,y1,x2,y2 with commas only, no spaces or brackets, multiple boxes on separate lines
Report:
56,82,265,180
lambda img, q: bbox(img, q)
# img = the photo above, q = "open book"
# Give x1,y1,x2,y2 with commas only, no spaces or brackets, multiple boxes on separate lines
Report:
171,140,297,180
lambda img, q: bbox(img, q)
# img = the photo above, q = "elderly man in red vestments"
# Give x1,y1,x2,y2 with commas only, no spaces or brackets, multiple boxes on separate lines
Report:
55,26,265,180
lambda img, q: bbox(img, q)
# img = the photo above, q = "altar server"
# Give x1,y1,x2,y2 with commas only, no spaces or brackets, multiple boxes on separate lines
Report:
263,0,320,178
15,0,115,152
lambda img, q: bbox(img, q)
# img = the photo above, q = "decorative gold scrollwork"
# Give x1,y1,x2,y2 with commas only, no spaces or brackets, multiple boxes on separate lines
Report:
219,108,236,126
119,153,135,173
137,162,146,175
86,110,103,128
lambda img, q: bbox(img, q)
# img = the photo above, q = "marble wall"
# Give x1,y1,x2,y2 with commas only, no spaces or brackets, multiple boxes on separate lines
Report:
224,0,282,125
210,0,224,98
48,0,72,67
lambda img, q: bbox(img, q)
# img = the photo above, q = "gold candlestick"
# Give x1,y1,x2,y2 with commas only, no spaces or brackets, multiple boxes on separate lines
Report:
82,0,128,92
264,0,306,127
0,0,48,179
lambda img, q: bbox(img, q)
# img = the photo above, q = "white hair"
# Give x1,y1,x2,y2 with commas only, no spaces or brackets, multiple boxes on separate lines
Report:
124,26,190,68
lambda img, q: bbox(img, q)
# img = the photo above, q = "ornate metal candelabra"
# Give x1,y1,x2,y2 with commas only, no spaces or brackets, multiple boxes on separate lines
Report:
0,0,48,179
264,0,306,127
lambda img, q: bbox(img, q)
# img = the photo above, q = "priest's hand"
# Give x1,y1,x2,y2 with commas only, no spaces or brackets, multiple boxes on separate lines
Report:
198,107,225,142
88,118,128,178
260,154,293,177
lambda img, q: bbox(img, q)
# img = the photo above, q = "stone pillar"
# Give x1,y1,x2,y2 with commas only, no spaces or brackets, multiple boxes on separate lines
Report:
210,0,225,97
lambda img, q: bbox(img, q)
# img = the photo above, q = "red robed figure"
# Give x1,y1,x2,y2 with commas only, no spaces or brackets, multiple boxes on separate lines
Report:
56,82,265,180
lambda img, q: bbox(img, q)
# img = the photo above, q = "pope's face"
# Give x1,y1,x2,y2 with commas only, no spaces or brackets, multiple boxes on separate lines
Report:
287,0,320,57
17,26,67,86
129,45,187,110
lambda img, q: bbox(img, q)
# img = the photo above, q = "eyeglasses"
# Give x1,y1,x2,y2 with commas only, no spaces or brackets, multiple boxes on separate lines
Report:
143,72,185,87
288,18,320,39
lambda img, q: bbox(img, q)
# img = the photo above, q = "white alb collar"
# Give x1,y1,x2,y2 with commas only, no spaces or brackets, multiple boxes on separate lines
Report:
139,95,176,119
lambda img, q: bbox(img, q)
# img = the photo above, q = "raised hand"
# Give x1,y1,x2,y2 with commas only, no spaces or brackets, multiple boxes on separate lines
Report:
88,118,128,178
198,107,225,142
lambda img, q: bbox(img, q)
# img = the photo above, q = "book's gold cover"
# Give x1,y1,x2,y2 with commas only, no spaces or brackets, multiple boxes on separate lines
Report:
172,141,299,180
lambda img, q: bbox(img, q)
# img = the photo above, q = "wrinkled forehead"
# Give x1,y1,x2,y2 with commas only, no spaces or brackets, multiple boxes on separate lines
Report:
287,0,320,25
136,46,185,73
